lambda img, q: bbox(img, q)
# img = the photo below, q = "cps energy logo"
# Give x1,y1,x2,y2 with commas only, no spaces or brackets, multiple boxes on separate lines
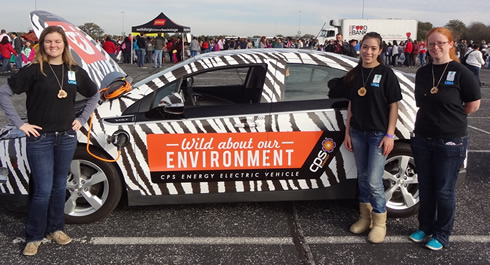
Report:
349,25,368,36
309,138,336,173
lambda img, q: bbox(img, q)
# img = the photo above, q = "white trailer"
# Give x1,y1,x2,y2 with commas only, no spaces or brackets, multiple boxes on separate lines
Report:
331,18,418,42
316,19,418,44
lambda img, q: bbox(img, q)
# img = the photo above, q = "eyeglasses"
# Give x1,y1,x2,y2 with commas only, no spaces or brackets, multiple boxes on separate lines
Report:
428,41,448,48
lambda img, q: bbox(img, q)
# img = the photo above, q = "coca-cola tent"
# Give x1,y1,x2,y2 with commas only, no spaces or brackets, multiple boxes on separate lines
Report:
131,12,190,63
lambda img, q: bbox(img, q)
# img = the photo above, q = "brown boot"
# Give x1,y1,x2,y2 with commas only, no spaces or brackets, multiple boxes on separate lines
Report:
350,202,373,234
368,211,387,243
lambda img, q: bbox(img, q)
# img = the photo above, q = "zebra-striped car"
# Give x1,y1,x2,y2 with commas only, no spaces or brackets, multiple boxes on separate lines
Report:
1,48,429,224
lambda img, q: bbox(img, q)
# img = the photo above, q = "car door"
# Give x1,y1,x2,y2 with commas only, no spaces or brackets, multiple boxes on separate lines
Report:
267,61,356,192
126,61,281,199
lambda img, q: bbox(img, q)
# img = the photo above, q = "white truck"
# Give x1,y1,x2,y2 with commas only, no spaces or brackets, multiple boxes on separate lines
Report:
316,19,418,44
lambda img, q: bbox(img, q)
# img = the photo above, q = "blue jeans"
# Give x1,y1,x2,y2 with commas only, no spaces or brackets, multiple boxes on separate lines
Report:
350,128,387,213
191,50,199,57
465,64,481,85
410,135,468,247
16,53,23,69
25,130,77,242
0,57,12,72
419,53,426,66
154,49,163,67
136,49,144,67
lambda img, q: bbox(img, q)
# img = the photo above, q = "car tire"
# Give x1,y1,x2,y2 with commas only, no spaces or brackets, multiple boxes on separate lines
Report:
64,146,122,224
383,142,419,217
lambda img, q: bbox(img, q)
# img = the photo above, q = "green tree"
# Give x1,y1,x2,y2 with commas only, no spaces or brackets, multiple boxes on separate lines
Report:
465,22,490,44
78,22,105,40
417,21,433,40
445,19,467,41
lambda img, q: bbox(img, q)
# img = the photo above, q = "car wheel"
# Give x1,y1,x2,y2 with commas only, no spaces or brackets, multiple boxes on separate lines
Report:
64,146,122,224
383,142,419,217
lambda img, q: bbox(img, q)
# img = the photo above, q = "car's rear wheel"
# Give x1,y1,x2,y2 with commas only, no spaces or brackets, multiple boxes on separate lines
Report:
64,146,122,224
383,142,419,217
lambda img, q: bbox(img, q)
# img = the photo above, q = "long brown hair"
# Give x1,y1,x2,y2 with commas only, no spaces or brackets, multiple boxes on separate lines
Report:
344,32,383,86
426,27,460,62
33,26,77,75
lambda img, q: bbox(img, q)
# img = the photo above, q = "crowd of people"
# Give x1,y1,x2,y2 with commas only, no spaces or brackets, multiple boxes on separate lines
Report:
0,29,37,75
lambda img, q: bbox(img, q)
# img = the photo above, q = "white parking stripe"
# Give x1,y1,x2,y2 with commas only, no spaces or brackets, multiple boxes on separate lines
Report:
468,125,490,135
469,150,490,153
81,235,490,245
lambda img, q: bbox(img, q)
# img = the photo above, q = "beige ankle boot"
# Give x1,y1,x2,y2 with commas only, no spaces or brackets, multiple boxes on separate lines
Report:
350,202,373,234
368,211,387,243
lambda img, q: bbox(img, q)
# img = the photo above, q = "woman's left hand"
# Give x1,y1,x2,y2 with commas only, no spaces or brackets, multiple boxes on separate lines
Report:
378,136,394,156
72,119,82,131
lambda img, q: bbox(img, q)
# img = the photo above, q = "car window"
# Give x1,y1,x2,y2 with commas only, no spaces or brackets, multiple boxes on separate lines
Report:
151,80,180,109
182,66,266,106
283,64,346,101
192,68,248,87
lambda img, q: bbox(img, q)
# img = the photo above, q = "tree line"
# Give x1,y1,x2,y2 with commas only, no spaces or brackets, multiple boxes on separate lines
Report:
418,19,490,43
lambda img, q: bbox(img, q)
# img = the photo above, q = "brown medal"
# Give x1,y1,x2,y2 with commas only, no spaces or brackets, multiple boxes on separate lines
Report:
358,87,367,96
359,67,375,97
48,63,67,99
57,89,68,98
430,62,449,95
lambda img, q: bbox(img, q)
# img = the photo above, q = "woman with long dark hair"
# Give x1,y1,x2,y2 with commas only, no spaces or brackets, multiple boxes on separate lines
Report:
344,32,402,244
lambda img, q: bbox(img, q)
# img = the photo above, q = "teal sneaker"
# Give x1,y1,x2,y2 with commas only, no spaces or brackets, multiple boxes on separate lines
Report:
425,238,443,251
409,230,428,242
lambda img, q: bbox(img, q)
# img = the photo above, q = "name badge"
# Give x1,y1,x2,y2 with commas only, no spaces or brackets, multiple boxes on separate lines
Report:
68,71,77,85
444,71,456,85
371,74,382,87
447,71,456,81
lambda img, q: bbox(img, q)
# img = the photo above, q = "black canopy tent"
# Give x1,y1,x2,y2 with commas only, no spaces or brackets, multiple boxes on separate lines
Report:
131,12,191,63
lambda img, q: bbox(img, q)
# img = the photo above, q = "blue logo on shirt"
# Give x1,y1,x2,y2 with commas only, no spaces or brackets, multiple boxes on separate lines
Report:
444,81,454,85
371,83,380,87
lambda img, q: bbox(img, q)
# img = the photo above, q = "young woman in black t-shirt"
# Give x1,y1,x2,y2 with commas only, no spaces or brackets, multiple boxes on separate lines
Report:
344,32,402,244
0,26,99,256
409,27,480,251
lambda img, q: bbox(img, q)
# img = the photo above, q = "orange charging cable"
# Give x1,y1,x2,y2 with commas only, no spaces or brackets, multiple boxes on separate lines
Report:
85,81,131,162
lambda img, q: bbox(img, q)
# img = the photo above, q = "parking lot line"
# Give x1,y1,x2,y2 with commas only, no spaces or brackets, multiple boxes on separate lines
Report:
82,235,490,245
468,125,490,135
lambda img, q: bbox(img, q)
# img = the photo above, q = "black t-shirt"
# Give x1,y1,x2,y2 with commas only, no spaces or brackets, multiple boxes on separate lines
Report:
414,61,481,138
346,64,402,132
7,63,97,132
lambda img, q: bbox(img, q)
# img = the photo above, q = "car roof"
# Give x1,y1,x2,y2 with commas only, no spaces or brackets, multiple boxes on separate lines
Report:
133,49,358,88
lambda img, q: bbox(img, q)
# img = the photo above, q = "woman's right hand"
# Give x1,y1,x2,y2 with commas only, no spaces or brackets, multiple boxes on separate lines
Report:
344,132,353,152
19,123,42,137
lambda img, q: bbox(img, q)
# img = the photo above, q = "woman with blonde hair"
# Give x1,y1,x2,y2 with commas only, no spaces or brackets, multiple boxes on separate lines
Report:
409,27,480,250
0,26,99,256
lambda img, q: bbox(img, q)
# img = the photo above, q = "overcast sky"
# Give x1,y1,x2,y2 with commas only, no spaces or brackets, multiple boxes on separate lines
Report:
4,0,489,37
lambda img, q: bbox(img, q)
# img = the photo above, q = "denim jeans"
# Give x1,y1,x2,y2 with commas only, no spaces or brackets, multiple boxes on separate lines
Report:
419,53,427,66
136,49,144,67
465,64,481,85
410,135,468,247
25,130,77,242
154,49,163,67
16,54,23,69
0,57,12,72
350,128,387,213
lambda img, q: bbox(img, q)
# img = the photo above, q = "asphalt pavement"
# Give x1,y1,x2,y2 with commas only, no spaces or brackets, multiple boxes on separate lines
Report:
0,60,489,265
